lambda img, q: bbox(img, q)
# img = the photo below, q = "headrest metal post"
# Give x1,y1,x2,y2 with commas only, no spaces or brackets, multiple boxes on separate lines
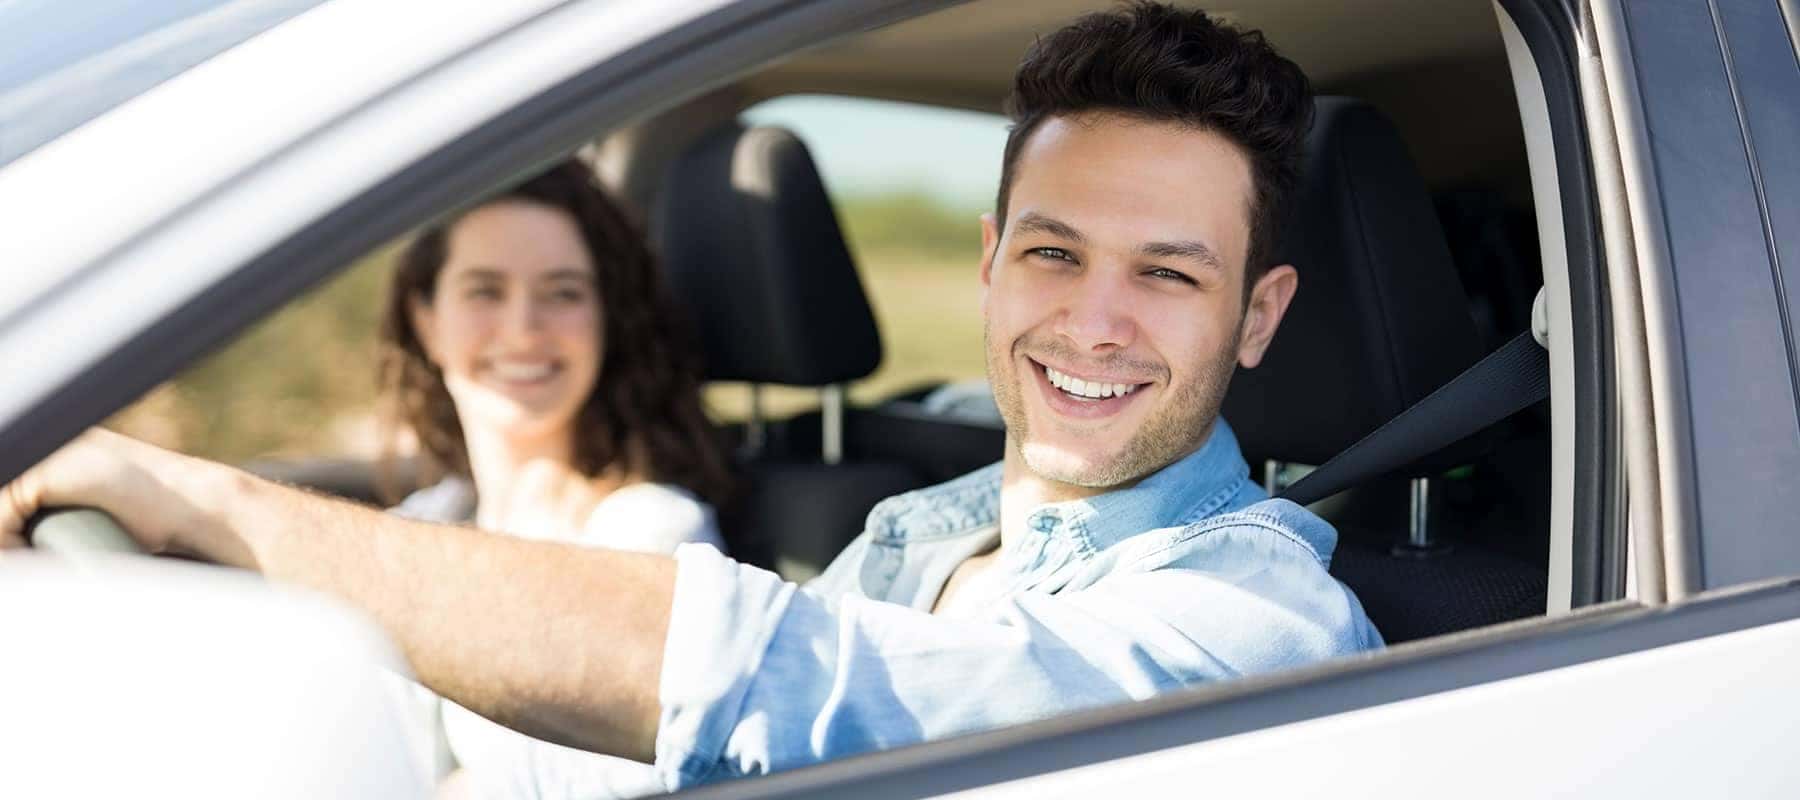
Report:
745,383,766,457
1408,477,1431,548
1264,459,1284,495
821,384,845,465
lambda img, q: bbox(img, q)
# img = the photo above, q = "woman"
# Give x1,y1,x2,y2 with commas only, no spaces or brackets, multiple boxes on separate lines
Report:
378,158,731,797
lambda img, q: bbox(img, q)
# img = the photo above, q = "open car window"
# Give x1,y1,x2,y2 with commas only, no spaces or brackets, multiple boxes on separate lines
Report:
107,253,391,466
101,0,1564,712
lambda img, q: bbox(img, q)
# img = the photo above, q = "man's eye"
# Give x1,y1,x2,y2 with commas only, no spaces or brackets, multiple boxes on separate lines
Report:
1028,247,1074,262
1146,267,1198,286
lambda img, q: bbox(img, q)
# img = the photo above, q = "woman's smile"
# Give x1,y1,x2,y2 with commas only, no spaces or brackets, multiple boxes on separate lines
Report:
482,357,565,387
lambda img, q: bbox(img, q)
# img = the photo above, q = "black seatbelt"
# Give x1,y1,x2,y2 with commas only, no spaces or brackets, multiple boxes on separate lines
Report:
1279,330,1550,506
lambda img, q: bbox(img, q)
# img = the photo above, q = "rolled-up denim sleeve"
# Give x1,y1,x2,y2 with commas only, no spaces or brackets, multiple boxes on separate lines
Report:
653,523,1376,790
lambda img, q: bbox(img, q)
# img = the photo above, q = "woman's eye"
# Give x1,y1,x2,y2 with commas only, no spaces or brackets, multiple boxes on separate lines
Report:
545,287,591,305
464,287,503,301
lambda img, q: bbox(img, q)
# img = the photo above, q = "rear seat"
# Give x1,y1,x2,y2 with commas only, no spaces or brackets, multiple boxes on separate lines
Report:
651,122,927,580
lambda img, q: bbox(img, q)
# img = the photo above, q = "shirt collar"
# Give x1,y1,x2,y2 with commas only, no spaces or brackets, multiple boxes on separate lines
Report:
868,418,1254,551
1020,418,1254,554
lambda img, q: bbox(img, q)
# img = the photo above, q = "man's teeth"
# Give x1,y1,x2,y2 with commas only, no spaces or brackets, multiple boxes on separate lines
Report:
1044,365,1138,399
491,362,555,381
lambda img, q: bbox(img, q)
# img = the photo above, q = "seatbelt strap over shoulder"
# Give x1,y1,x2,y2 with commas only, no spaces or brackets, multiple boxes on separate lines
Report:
1278,330,1550,506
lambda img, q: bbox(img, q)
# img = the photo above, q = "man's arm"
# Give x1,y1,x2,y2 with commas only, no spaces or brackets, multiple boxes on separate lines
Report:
651,525,1376,787
0,430,670,762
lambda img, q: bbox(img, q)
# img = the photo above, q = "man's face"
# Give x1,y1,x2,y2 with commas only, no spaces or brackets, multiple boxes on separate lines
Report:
981,112,1295,491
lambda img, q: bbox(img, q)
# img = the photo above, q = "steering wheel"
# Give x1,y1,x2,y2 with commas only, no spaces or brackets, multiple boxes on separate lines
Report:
27,508,147,557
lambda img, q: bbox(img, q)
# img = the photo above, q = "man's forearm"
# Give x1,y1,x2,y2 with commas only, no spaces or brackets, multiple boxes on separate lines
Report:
185,462,674,762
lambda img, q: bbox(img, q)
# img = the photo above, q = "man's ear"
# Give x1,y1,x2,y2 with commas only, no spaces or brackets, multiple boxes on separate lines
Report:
408,295,440,365
978,213,1001,287
1236,264,1298,369
978,212,1001,310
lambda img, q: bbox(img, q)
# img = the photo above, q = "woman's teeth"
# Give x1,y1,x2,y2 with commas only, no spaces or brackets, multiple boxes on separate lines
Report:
490,361,556,382
1043,365,1138,399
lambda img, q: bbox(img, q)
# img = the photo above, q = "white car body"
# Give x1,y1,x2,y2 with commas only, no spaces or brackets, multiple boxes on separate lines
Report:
0,557,427,797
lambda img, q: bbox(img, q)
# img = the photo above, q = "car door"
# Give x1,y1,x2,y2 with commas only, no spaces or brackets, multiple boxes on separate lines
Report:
4,0,1799,798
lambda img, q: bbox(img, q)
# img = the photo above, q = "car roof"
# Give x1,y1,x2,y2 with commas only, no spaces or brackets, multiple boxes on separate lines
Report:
745,0,1505,111
791,1,1519,196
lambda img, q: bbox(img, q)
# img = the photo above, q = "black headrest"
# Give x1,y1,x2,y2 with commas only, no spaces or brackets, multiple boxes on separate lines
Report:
1222,97,1484,468
652,124,883,386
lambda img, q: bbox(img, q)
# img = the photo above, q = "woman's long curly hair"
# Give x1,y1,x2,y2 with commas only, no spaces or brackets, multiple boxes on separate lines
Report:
377,158,731,507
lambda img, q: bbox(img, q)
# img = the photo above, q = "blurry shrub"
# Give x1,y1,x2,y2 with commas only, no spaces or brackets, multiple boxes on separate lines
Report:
108,250,394,461
833,191,984,261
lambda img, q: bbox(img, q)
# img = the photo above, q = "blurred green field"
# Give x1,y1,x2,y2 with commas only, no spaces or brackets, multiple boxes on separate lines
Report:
108,192,992,463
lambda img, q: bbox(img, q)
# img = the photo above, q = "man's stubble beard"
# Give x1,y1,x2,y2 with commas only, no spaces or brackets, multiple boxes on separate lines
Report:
985,320,1241,490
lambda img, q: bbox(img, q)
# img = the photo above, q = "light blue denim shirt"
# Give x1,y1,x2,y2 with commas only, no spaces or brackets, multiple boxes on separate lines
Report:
654,420,1382,790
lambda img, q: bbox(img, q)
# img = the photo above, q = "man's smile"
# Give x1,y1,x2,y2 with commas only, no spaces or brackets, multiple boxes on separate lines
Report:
1026,355,1155,420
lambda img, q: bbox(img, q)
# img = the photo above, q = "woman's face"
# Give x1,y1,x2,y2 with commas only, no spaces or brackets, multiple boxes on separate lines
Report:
410,200,603,450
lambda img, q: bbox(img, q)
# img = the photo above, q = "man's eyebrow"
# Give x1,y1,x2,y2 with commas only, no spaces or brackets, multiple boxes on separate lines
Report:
1012,212,1088,244
1139,240,1224,271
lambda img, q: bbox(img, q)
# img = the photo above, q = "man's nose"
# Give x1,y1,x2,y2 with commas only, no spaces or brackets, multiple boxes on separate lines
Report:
1053,270,1137,352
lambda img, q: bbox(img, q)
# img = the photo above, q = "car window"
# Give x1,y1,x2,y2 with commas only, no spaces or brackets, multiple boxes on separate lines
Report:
101,94,1015,462
106,250,390,465
0,0,327,168
705,94,1007,420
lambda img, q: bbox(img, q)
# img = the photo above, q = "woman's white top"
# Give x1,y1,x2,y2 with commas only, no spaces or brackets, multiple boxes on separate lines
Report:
392,476,723,799
394,475,724,554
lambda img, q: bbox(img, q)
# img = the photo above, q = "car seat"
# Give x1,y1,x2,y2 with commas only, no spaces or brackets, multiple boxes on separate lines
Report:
1221,97,1547,642
651,122,927,580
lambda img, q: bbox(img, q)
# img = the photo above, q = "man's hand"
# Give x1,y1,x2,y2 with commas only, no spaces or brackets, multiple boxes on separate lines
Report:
1,430,177,553
2,429,674,762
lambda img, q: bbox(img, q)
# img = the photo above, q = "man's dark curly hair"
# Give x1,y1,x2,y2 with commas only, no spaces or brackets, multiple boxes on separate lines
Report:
996,1,1313,285
379,159,732,507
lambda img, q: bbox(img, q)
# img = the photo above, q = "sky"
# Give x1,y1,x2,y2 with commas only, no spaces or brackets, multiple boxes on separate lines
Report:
742,94,1011,211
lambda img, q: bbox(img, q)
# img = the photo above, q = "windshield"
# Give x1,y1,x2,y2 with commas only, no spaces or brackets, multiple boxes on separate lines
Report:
0,0,327,169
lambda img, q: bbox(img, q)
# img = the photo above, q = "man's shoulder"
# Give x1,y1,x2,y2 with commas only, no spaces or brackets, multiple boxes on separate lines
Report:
1108,497,1338,572
1090,499,1380,651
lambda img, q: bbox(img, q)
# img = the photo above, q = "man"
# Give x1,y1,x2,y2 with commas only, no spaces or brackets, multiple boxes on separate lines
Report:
2,2,1380,792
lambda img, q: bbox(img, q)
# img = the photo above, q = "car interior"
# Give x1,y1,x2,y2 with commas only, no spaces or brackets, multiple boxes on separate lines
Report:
613,0,1554,644
150,0,1559,648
